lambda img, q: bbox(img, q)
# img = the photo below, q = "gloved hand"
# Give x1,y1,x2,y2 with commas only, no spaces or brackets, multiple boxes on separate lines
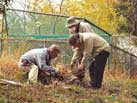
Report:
49,67,64,81
48,67,60,76
75,64,85,81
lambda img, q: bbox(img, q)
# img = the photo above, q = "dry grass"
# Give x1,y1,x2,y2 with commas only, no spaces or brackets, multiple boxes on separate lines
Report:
0,48,24,80
0,49,137,103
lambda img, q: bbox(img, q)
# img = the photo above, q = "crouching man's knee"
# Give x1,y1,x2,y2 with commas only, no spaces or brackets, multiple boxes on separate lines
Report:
18,60,31,72
28,65,39,83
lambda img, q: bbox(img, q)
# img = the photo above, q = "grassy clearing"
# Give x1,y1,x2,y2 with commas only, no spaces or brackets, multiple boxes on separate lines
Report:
0,50,137,103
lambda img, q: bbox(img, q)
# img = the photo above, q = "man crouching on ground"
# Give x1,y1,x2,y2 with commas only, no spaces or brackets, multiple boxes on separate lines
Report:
18,44,61,84
68,33,110,89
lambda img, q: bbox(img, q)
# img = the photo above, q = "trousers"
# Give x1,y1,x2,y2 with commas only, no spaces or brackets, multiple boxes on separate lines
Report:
89,51,109,88
18,60,38,82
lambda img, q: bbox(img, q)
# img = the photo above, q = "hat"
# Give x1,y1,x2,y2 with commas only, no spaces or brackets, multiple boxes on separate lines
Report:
65,16,80,28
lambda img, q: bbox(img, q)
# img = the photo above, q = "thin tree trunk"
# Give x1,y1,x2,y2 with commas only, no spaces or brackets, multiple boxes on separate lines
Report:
132,0,137,36
51,0,64,34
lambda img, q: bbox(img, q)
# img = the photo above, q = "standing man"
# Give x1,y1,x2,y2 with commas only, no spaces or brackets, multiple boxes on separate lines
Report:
65,16,94,81
65,16,94,35
68,33,110,89
18,44,61,84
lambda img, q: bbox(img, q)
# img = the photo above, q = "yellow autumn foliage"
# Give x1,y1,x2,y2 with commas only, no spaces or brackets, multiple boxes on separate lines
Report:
32,0,120,34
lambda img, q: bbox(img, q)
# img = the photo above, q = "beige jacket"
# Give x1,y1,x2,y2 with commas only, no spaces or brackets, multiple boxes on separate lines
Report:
79,22,94,33
71,33,110,66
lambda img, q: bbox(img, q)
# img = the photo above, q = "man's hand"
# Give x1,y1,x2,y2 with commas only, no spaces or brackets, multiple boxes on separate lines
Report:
78,64,85,72
75,64,85,81
70,62,75,68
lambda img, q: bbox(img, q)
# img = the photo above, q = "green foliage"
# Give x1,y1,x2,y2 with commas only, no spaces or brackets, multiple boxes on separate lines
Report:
0,19,2,33
6,10,69,37
0,98,4,103
32,0,137,35
131,36,137,46
114,0,137,35
31,0,120,35
117,15,129,34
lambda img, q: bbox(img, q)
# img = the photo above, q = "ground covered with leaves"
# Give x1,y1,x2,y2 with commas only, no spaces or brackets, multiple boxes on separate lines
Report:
0,70,137,103
0,52,137,103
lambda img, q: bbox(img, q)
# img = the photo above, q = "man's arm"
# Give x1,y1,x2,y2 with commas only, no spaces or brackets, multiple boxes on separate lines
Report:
71,47,81,67
36,54,57,72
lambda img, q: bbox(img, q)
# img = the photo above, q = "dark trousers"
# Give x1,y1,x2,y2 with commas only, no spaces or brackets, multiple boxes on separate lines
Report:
89,51,109,88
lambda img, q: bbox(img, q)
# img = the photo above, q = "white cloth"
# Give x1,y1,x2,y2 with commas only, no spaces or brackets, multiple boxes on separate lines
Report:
18,61,39,82
28,64,39,82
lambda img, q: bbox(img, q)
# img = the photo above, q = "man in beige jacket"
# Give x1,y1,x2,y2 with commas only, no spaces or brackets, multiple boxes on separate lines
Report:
66,16,93,81
66,16,94,72
65,16,94,34
68,33,110,89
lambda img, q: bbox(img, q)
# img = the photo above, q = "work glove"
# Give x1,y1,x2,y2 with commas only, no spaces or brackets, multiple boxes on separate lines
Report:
49,68,59,76
50,67,64,81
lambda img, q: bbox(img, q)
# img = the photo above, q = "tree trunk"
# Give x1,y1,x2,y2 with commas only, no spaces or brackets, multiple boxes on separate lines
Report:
132,0,137,36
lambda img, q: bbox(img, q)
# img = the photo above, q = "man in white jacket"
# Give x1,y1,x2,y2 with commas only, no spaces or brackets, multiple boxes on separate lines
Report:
18,44,61,84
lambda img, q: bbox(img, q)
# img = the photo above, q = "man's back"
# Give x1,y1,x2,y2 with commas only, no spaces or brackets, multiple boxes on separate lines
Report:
79,22,94,33
21,48,48,61
20,48,51,69
79,33,110,53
